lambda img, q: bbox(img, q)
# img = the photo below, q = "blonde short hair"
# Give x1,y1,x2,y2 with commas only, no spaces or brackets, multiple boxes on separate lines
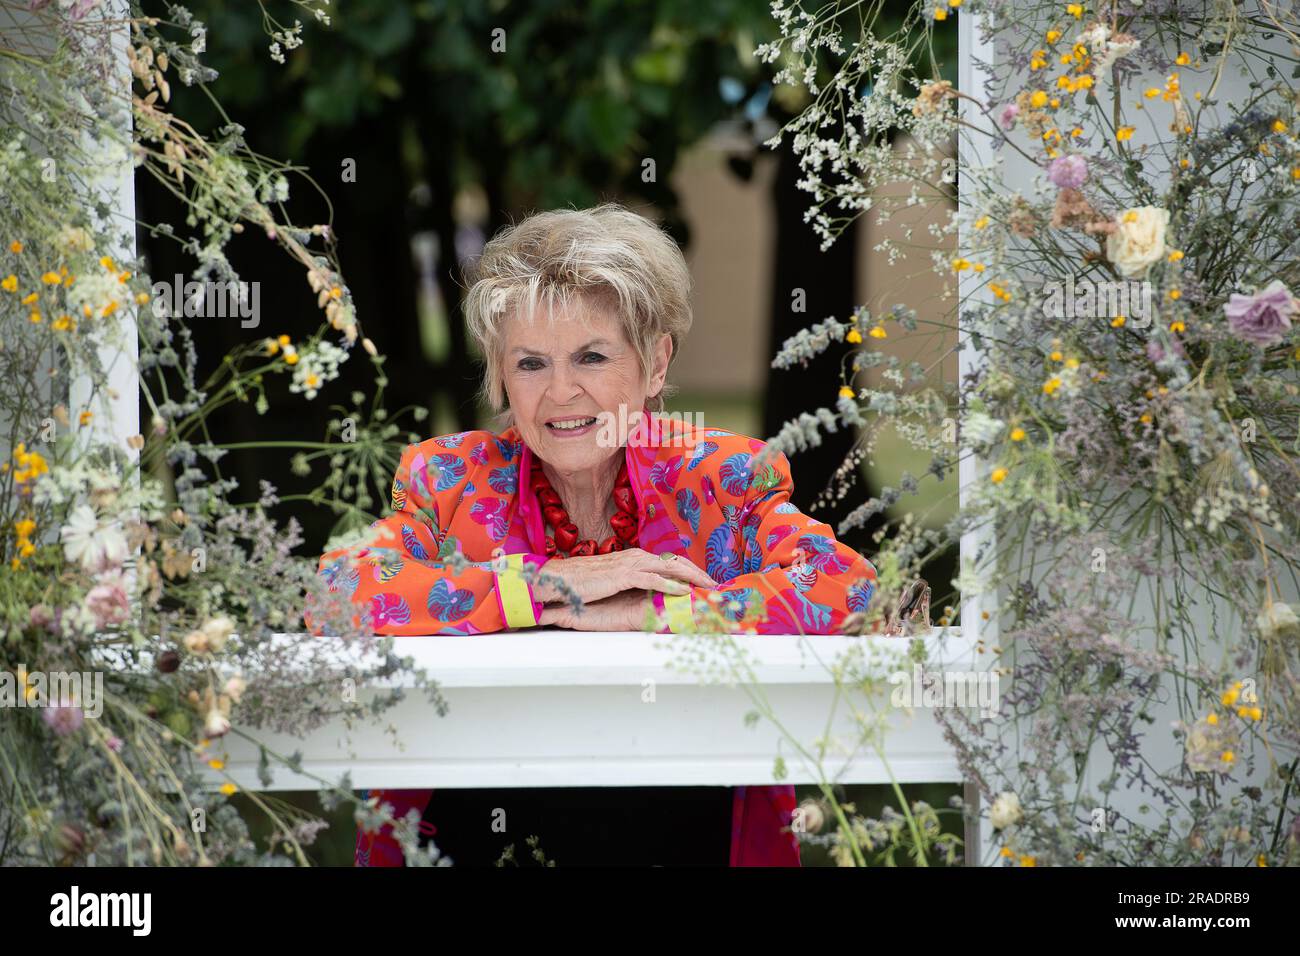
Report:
462,202,693,429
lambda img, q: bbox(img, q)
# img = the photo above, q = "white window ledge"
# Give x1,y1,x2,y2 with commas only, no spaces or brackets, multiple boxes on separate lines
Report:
207,628,986,793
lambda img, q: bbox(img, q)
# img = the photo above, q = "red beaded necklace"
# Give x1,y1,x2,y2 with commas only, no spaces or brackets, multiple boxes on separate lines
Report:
530,457,638,558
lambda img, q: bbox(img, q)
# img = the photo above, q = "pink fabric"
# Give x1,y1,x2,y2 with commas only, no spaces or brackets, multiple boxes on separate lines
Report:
355,785,800,867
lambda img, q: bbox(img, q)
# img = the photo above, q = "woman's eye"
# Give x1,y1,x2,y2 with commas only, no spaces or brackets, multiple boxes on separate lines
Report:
517,358,544,371
581,352,606,364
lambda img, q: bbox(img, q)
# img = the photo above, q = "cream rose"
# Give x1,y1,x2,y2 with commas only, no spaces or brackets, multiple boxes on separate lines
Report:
990,791,1023,830
1106,205,1169,277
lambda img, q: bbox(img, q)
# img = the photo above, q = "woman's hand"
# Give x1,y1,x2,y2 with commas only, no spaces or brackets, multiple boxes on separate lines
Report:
531,548,717,607
537,589,657,631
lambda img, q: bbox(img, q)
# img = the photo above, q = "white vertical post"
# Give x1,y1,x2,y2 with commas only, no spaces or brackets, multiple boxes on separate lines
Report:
956,3,998,867
68,0,139,472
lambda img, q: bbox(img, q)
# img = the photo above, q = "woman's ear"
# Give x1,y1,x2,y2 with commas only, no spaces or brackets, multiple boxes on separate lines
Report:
647,333,673,397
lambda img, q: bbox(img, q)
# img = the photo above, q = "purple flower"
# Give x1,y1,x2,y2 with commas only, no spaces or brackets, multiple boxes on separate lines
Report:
999,103,1019,130
1048,154,1089,189
1146,338,1186,364
1223,279,1296,347
43,702,85,736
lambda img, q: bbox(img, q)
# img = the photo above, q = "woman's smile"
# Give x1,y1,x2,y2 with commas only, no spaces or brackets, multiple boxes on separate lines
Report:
544,415,599,436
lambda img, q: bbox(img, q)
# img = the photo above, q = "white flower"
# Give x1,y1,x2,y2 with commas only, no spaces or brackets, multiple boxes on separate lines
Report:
1106,206,1169,278
223,675,247,704
289,340,348,400
990,791,1023,830
1257,602,1300,641
204,709,231,738
60,504,129,573
203,615,236,653
963,411,1006,448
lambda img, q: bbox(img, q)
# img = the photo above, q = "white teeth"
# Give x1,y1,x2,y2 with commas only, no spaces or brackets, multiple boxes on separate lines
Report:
547,417,596,430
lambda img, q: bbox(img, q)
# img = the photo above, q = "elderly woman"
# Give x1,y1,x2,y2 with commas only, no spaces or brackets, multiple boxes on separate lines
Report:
305,202,877,867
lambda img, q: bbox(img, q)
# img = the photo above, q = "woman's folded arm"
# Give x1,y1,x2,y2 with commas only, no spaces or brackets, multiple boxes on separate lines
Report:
303,442,548,636
657,448,877,635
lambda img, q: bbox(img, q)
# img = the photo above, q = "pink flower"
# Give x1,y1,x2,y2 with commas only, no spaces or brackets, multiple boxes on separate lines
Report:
1223,279,1296,347
43,702,85,736
29,603,55,631
999,103,1019,130
1048,154,1089,190
85,577,131,629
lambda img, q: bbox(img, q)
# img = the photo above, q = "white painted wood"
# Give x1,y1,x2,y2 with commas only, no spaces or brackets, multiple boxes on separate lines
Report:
204,628,987,792
958,7,999,866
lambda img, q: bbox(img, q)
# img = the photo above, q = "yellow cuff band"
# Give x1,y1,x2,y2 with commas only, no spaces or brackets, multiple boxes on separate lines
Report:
663,591,695,633
496,552,540,628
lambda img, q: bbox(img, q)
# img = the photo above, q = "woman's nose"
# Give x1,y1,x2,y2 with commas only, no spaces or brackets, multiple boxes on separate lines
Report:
545,365,583,404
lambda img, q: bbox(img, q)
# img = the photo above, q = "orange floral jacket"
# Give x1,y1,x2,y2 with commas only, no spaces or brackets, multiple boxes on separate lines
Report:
303,415,878,865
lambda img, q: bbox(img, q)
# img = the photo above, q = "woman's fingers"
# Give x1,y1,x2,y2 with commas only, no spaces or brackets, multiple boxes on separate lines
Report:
637,553,718,588
629,571,694,595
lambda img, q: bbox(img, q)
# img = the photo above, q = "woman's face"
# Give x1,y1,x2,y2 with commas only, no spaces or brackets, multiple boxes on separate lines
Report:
501,300,670,475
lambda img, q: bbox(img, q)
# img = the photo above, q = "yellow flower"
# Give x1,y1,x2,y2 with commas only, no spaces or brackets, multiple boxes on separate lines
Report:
868,325,887,339
839,386,855,399
974,216,989,229
1042,377,1061,395
1169,322,1185,336
1066,3,1083,18
948,0,961,6
1144,88,1161,99
991,467,1008,483
1046,29,1061,43
1257,854,1268,867
952,258,971,272
1206,712,1218,725
135,292,150,304
1010,427,1026,442
20,292,37,305
99,256,116,271
1111,315,1126,327
1221,750,1234,764
208,757,226,770
265,339,280,355
1222,683,1241,707
1116,126,1136,142
79,411,93,425
219,783,238,796
284,352,299,366
1065,357,1079,369
41,271,61,284
1249,706,1262,721
1175,52,1190,65
845,328,863,343
1050,350,1063,361
1167,249,1184,261
1,274,16,292
1030,90,1048,108
1020,855,1037,867
277,333,291,346
1272,119,1287,133
329,286,342,299
52,315,73,331
972,263,985,272
934,7,947,19
28,311,41,324
9,240,22,253
1000,846,1015,858
1139,413,1152,424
